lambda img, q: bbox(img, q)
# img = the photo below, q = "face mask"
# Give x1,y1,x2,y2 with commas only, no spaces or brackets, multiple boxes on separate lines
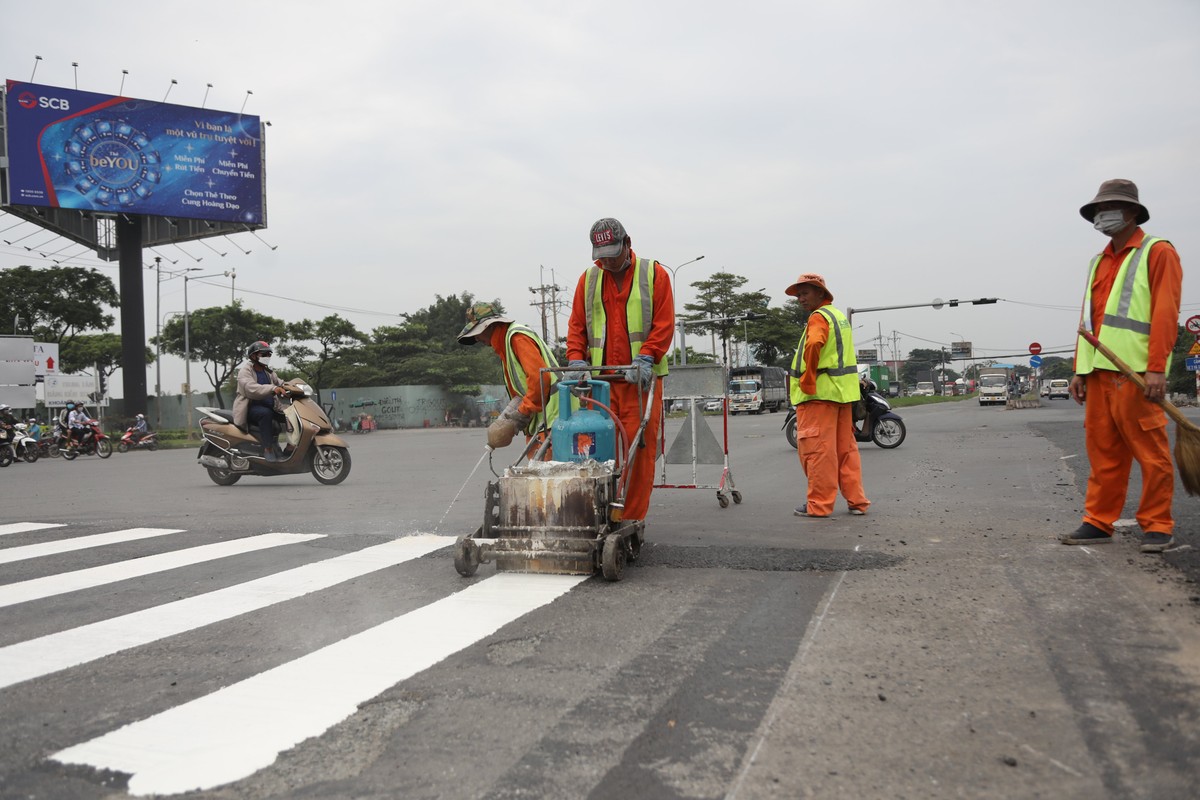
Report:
1093,209,1128,235
257,356,272,367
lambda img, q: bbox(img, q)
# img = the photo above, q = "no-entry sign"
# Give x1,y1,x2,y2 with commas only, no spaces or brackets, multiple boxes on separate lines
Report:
1028,342,1042,355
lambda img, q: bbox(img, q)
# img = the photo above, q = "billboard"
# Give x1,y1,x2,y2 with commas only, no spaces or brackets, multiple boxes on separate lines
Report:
3,81,265,225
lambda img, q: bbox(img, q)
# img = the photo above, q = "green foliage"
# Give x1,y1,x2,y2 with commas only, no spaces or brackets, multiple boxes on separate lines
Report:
276,315,367,404
60,333,154,384
750,300,809,367
682,272,770,365
1170,324,1195,396
0,265,120,345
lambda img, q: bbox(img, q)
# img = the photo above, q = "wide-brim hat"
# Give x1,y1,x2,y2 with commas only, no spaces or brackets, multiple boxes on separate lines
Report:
456,301,512,345
1080,178,1149,224
785,273,834,303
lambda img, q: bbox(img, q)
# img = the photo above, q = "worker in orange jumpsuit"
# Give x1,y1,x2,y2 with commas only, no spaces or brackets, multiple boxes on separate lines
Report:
565,218,674,521
457,302,560,457
786,273,869,518
1062,179,1182,553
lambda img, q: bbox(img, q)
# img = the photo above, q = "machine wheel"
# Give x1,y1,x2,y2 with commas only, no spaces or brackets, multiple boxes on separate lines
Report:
872,418,906,449
117,442,130,453
96,440,113,459
731,490,743,504
601,533,625,581
207,467,241,486
454,537,480,577
311,445,351,485
717,493,730,508
61,446,78,461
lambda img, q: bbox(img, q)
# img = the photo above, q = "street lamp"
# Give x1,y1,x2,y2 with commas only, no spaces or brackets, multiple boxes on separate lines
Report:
183,269,230,433
664,255,704,365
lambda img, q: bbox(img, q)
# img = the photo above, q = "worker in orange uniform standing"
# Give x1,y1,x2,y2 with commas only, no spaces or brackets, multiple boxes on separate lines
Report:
785,273,869,518
565,218,674,521
457,301,560,457
1062,179,1182,553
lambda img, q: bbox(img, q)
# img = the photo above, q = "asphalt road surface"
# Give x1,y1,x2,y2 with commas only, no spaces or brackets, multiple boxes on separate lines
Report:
1,399,1198,799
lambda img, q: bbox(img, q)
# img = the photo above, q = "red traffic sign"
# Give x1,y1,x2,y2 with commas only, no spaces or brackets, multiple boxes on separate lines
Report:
1029,342,1042,355
1186,315,1200,335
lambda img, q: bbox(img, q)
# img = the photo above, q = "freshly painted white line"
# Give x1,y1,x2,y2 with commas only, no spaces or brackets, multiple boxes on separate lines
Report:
0,535,450,690
0,533,325,609
0,528,186,565
53,572,587,796
0,522,67,536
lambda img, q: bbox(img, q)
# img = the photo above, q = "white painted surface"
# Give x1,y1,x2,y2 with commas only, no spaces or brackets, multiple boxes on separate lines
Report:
0,522,67,536
52,572,587,796
0,528,185,565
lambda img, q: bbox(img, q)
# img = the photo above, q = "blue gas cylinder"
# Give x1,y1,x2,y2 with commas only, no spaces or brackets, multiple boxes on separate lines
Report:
550,380,616,462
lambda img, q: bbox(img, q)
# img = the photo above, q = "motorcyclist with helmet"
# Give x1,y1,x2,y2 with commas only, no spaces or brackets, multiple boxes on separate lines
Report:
68,402,92,448
130,413,150,444
0,404,18,452
233,341,288,461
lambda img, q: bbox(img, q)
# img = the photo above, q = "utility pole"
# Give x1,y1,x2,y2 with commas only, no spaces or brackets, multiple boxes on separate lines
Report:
529,266,567,347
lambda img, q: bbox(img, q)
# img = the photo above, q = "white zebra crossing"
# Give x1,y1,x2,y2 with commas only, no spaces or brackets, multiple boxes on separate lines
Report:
0,527,185,564
0,522,67,536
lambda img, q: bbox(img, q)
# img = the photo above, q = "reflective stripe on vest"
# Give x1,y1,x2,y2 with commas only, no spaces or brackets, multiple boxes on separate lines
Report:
1076,236,1168,375
583,259,668,376
503,324,561,435
787,306,860,405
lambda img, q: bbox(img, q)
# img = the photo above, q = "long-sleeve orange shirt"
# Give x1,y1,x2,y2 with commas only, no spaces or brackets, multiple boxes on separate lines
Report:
1075,227,1183,373
487,325,553,416
797,301,831,397
566,249,675,368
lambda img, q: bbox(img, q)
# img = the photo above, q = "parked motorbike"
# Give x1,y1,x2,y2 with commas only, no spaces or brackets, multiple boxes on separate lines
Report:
0,423,40,466
117,427,159,453
195,382,351,486
783,380,906,450
61,418,113,460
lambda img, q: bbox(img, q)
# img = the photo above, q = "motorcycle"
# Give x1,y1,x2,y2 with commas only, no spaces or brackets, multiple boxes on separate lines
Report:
195,381,351,486
61,418,113,460
783,380,907,450
117,427,159,453
0,423,40,466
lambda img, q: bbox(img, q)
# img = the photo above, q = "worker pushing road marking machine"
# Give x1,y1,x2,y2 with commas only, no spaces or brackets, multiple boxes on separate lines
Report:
454,366,655,582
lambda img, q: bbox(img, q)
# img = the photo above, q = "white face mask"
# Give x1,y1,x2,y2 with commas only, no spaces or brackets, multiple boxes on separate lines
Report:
1093,209,1128,235
257,356,272,367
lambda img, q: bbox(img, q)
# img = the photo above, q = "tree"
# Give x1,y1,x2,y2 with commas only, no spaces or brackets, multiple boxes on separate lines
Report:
155,301,284,407
682,271,770,365
749,300,810,367
1170,323,1195,397
60,333,155,398
0,265,120,347
276,315,367,403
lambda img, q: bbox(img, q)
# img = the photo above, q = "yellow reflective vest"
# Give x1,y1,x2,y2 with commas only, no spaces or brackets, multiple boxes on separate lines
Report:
1075,236,1171,375
788,306,861,405
502,324,560,434
583,259,669,377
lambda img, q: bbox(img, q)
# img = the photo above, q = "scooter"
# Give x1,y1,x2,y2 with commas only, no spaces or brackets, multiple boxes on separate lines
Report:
195,382,351,486
783,380,906,450
117,427,159,453
61,419,113,460
0,423,40,465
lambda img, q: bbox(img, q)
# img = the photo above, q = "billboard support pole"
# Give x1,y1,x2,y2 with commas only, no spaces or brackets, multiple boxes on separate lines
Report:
117,214,147,412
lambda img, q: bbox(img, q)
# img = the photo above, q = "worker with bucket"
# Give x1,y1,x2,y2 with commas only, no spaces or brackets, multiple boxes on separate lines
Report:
457,301,561,457
564,218,675,522
1063,179,1184,553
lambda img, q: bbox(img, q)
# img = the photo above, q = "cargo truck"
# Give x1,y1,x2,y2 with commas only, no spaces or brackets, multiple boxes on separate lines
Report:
977,366,1013,405
728,365,787,414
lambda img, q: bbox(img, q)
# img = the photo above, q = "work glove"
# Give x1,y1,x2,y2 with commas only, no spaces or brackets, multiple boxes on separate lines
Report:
563,359,591,383
487,417,518,449
625,354,656,390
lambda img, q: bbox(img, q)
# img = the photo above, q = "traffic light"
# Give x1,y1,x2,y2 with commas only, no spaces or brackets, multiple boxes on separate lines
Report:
98,372,107,397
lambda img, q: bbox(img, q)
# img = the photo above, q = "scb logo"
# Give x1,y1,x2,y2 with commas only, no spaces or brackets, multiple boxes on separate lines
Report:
17,91,70,110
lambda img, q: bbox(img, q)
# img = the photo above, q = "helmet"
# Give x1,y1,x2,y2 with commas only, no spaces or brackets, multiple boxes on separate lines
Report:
247,340,272,358
136,413,145,419
0,403,10,412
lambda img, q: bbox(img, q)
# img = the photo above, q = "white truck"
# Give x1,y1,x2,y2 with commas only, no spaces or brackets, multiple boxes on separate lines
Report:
978,367,1012,406
728,366,787,414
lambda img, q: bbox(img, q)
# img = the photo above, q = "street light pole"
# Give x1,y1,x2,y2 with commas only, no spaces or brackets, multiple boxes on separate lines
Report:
183,269,228,434
665,255,704,365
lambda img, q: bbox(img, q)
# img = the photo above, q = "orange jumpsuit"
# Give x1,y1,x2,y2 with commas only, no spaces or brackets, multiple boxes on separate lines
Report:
566,250,674,520
486,324,555,457
1075,228,1182,535
794,305,869,516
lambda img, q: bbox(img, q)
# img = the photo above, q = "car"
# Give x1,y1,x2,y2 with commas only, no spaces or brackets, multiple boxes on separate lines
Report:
704,398,724,412
1040,384,1050,397
1047,379,1070,399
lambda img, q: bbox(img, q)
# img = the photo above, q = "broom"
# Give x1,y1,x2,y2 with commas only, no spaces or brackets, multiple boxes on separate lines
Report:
1078,326,1200,495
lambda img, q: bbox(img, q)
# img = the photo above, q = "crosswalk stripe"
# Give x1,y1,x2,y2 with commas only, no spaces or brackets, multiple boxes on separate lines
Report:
0,528,186,565
52,572,587,796
0,522,67,536
0,534,450,691
0,533,325,609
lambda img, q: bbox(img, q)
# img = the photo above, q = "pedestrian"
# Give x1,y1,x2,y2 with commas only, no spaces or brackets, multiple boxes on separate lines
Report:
1061,179,1183,553
785,273,870,518
457,301,561,455
564,217,674,522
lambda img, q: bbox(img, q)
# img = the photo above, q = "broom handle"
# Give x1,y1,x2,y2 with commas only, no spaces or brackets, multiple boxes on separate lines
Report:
1077,326,1200,432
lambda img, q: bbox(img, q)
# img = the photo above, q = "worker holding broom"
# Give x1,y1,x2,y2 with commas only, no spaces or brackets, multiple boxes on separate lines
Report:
565,218,674,522
457,302,560,456
1062,179,1183,553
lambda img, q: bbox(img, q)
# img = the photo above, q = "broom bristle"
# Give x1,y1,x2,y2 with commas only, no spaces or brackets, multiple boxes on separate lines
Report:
1174,423,1200,496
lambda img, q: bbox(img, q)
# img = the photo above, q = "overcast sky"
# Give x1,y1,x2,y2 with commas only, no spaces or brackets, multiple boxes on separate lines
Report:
2,0,1197,395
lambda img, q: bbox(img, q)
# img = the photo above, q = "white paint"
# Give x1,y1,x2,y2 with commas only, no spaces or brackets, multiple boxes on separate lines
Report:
0,535,450,690
0,533,324,609
0,528,185,565
52,572,586,796
0,522,67,536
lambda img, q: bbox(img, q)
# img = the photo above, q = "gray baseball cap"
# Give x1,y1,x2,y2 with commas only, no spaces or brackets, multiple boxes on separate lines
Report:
589,218,628,259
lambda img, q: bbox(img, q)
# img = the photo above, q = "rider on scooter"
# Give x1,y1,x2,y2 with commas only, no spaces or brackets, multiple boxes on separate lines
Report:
130,413,150,444
233,341,288,461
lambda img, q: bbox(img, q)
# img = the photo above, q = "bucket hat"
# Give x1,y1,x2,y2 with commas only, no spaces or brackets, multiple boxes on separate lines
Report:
785,273,833,303
456,302,512,345
1080,178,1149,224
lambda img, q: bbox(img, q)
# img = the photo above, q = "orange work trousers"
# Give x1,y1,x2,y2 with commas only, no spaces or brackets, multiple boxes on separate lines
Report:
1083,370,1173,534
795,400,869,516
609,377,663,521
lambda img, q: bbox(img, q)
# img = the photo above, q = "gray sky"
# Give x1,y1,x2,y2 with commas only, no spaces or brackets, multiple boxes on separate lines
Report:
2,0,1197,394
